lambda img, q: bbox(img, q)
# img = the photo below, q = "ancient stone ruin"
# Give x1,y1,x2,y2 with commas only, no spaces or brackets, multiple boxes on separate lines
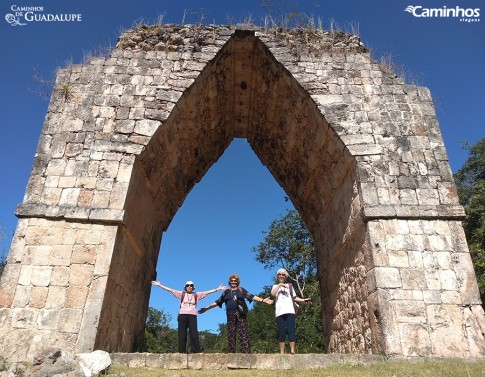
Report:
0,24,484,362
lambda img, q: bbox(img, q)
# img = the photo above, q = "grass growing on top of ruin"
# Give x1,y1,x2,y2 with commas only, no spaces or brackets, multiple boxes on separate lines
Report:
106,359,485,377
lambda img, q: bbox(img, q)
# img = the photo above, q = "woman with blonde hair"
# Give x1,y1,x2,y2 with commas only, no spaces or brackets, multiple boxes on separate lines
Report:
199,273,273,353
271,268,312,354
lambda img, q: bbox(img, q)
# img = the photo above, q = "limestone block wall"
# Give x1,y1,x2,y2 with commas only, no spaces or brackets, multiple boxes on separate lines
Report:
0,24,484,361
0,218,117,361
366,219,485,357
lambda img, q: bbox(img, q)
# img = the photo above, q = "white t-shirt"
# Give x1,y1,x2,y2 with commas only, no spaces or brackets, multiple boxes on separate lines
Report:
273,284,297,317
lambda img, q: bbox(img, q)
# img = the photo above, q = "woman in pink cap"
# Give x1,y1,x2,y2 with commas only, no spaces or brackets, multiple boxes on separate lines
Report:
152,280,226,353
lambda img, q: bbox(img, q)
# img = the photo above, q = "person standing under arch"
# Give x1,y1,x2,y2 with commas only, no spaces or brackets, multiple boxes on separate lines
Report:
151,280,226,353
198,273,273,353
271,268,312,354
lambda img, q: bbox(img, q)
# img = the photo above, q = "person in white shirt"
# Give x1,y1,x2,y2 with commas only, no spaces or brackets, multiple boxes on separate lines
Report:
271,268,312,354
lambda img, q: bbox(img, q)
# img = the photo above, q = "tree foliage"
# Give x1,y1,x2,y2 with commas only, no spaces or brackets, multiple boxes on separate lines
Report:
454,138,485,303
251,209,325,352
251,209,316,295
138,307,178,353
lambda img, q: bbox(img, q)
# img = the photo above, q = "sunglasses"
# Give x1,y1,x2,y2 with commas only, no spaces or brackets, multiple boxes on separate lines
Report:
185,284,194,288
229,280,238,283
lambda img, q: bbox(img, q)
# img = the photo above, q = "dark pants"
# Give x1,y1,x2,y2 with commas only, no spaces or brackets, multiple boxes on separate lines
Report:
276,313,296,342
227,310,250,353
177,314,200,353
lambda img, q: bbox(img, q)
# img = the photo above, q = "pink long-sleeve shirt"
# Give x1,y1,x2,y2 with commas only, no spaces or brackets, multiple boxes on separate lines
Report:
170,290,211,315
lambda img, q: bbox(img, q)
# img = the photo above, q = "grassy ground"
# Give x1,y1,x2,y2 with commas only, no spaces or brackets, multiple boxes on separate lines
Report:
106,359,485,377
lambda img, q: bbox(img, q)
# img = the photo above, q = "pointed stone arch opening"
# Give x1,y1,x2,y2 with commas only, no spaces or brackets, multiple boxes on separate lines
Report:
99,29,363,352
1,26,484,361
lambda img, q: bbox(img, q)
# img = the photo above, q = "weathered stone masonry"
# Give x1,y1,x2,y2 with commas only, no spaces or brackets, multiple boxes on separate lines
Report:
1,24,484,361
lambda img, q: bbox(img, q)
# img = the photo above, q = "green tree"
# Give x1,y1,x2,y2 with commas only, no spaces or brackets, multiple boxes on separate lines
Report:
252,209,316,295
251,209,325,352
198,330,222,353
247,286,279,353
202,323,228,353
454,138,485,303
138,307,178,353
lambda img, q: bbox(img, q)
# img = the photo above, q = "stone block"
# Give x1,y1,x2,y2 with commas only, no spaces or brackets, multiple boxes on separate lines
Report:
71,245,97,265
398,323,432,357
37,308,60,330
408,251,423,268
401,269,426,290
92,190,111,207
165,353,188,369
59,188,81,206
188,353,226,370
69,264,94,287
12,285,31,308
58,308,83,333
109,182,128,209
395,300,426,324
423,290,441,304
30,287,48,308
388,250,409,268
45,286,67,308
374,267,402,288
427,304,469,357
30,266,53,287
226,354,257,369
50,266,70,286
58,176,77,188
65,286,89,308
11,308,38,329
49,245,73,266
440,291,461,304
88,208,125,222
144,353,167,368
75,276,108,353
18,265,33,286
41,187,63,205
439,269,458,291
111,352,146,367
45,159,67,176
425,269,441,290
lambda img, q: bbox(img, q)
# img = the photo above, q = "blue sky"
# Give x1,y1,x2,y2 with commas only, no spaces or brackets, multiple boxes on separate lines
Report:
0,0,483,332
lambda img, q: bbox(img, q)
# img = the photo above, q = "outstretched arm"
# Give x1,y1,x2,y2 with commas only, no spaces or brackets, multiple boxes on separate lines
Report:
198,301,218,314
151,281,176,294
253,295,274,305
294,297,313,304
201,284,227,296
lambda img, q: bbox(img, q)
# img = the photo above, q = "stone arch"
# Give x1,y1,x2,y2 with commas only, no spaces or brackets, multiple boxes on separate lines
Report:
1,25,484,361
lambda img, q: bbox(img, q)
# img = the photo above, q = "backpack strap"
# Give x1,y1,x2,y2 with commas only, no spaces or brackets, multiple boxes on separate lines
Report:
180,291,198,307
